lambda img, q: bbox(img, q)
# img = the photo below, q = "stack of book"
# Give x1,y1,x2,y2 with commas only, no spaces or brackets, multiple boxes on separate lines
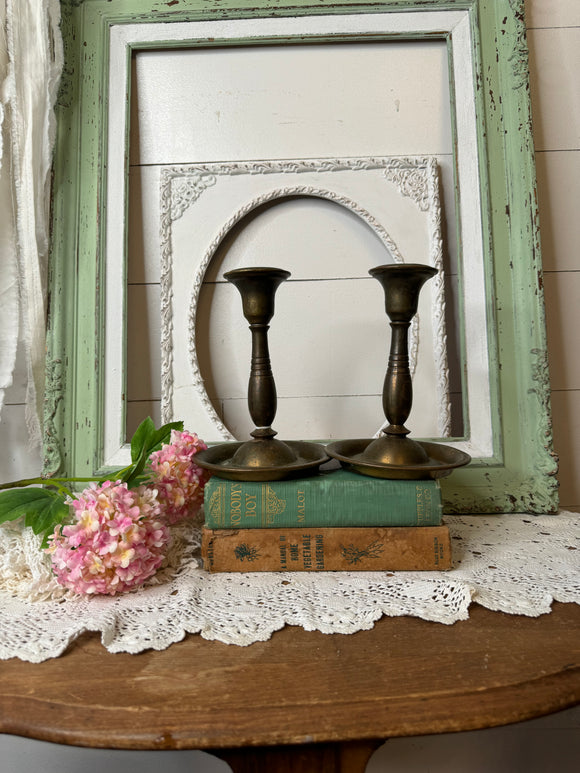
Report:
200,467,452,572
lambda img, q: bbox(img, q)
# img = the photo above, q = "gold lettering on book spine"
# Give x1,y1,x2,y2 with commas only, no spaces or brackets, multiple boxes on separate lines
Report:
416,484,426,525
262,484,286,525
207,486,224,527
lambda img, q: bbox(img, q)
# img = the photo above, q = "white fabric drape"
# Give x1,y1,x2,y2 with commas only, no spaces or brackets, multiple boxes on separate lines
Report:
0,0,63,446
0,4,19,419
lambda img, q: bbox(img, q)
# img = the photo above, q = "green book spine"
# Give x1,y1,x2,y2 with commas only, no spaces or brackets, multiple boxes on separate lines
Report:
203,469,442,529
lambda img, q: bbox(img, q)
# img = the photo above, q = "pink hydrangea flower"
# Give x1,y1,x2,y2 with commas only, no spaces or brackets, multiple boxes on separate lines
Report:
47,481,170,596
147,429,210,525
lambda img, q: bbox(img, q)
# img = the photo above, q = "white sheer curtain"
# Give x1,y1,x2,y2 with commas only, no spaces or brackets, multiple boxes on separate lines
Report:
0,0,62,447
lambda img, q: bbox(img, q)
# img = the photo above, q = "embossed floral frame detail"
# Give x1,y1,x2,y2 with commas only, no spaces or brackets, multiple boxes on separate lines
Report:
159,157,453,445
47,0,558,513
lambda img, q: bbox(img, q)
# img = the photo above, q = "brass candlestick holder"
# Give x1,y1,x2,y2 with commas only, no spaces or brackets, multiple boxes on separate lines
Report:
195,266,329,481
327,263,471,479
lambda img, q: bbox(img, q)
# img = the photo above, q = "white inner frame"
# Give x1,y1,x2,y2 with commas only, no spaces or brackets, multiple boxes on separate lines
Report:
160,156,450,443
104,10,492,467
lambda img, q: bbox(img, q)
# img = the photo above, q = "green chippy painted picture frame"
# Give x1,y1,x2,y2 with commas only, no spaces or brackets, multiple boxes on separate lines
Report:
46,0,558,513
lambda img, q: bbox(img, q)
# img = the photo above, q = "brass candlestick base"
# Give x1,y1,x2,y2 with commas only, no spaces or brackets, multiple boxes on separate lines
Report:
327,263,470,480
193,439,330,482
325,438,470,480
195,267,328,481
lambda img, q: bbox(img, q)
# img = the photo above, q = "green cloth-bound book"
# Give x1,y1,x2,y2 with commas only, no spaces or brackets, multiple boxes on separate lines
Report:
203,469,442,529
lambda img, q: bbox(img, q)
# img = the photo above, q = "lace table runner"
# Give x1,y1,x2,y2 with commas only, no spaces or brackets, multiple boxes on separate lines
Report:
0,513,578,663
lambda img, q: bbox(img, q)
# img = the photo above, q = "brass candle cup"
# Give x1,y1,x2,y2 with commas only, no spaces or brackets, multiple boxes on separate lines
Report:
195,266,329,481
327,263,470,480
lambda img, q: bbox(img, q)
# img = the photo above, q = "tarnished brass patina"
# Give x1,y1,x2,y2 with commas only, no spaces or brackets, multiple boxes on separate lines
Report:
195,267,328,481
327,263,471,479
326,438,470,480
193,439,330,482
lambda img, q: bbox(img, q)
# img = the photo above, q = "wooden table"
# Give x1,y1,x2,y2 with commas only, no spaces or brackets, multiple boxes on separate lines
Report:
1,602,579,772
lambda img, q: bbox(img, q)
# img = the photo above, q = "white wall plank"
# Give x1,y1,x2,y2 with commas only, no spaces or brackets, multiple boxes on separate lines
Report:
525,0,580,29
526,11,580,510
126,284,161,402
191,194,423,282
222,391,442,442
196,279,435,397
130,41,452,166
544,272,580,392
179,275,444,440
126,400,162,437
126,275,442,425
549,389,580,508
528,28,580,151
535,150,580,273
127,166,162,285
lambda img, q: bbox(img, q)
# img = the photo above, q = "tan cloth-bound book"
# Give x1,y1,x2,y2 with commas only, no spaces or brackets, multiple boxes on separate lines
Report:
201,524,452,572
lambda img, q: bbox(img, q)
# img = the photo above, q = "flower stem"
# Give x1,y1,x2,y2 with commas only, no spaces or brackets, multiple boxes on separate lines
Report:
0,476,99,491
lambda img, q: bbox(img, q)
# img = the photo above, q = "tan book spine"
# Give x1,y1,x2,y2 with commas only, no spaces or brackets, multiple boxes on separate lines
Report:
201,525,452,572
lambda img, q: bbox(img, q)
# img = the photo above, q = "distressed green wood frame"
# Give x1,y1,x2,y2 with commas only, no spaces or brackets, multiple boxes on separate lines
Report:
46,0,558,513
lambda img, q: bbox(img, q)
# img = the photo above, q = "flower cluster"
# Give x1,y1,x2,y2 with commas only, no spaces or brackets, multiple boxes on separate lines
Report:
45,429,209,596
47,481,169,596
148,430,209,525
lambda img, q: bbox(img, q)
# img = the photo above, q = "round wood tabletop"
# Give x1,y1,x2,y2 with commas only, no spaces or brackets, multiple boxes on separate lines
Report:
1,602,579,755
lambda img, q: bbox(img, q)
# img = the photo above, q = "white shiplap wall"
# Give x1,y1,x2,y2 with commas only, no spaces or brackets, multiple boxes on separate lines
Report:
527,0,580,509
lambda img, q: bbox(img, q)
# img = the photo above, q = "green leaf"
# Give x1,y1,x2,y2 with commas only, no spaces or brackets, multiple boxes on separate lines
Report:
0,488,70,547
122,417,157,485
147,420,184,455
130,416,156,463
123,418,183,487
0,488,58,524
24,497,69,535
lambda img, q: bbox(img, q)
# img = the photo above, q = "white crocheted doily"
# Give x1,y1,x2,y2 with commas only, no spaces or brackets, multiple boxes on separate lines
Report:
0,513,578,662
